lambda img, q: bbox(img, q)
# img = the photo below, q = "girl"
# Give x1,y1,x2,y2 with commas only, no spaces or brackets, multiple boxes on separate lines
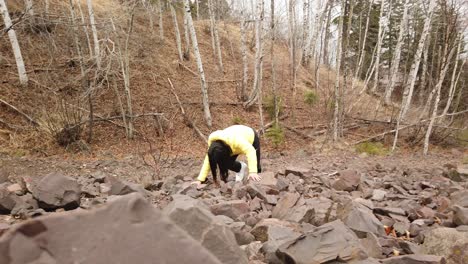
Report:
193,125,262,188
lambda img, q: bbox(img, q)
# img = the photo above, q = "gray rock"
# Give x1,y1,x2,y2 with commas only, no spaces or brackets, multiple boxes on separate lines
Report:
104,175,148,197
0,193,222,264
399,241,422,255
246,183,268,201
30,173,81,210
163,195,248,264
360,232,384,259
381,254,446,264
285,166,310,178
277,220,368,263
371,189,387,201
0,185,19,214
422,227,468,264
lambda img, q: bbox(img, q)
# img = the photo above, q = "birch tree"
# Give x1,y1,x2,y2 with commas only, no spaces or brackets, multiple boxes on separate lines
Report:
423,45,457,155
398,0,436,119
301,0,310,64
184,0,212,127
0,0,28,86
183,8,190,59
370,0,387,93
170,2,183,62
384,0,410,104
245,0,265,113
333,0,345,141
239,9,248,101
270,0,279,125
442,37,463,117
158,0,164,40
288,0,297,121
208,0,223,72
87,0,101,68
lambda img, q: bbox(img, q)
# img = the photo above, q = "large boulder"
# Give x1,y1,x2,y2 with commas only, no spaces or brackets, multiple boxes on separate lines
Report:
30,174,81,210
381,254,446,264
163,195,248,264
422,227,468,264
276,220,368,263
337,200,386,238
210,200,250,220
272,192,300,219
0,185,19,214
332,170,361,192
250,218,301,264
453,205,468,226
0,193,222,264
102,175,148,196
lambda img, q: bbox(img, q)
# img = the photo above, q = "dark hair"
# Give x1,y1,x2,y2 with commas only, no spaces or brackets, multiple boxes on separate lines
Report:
208,140,231,183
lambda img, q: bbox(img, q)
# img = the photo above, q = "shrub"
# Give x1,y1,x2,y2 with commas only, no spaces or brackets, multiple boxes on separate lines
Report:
264,95,282,119
304,90,318,106
265,124,284,148
355,142,389,156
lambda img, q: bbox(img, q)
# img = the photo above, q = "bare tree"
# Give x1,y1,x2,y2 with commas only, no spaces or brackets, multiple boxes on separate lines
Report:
239,9,248,101
442,36,463,117
184,0,212,127
208,0,223,72
270,0,279,125
87,0,101,68
370,0,388,94
183,6,190,59
384,0,410,104
333,0,345,141
158,0,164,40
288,0,297,122
170,1,184,62
423,45,457,155
392,0,437,151
0,0,28,86
301,0,310,64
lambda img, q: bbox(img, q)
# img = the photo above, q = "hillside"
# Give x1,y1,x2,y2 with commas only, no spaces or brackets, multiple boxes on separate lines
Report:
0,0,464,160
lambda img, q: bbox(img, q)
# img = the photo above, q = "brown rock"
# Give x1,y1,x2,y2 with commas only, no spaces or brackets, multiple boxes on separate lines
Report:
258,172,277,189
338,200,386,238
164,195,248,264
30,173,81,210
453,205,468,226
250,218,301,243
381,254,446,264
0,186,19,214
422,227,468,264
210,200,250,220
277,220,368,263
332,170,361,192
0,193,222,264
271,192,300,219
285,166,310,178
361,232,384,259
246,183,268,201
6,184,22,194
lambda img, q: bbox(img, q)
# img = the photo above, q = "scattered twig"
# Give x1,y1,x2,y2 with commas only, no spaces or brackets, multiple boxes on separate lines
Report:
207,79,240,83
0,98,39,126
168,78,207,143
178,62,198,76
285,126,314,139
259,115,289,134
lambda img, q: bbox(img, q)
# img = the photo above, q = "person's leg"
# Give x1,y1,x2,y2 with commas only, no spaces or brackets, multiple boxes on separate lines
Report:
253,131,262,173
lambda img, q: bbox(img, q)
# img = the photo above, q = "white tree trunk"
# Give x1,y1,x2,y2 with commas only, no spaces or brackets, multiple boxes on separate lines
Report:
208,0,223,72
333,0,345,141
24,0,34,17
158,0,164,40
399,0,436,119
304,0,328,66
87,0,101,68
370,0,387,93
270,0,278,125
196,0,199,20
245,0,264,109
170,2,184,62
301,0,309,64
240,9,248,101
45,0,49,16
183,8,190,59
0,0,28,86
288,0,297,122
442,38,462,116
354,0,374,80
384,0,409,104
423,45,457,155
76,1,93,57
184,0,212,127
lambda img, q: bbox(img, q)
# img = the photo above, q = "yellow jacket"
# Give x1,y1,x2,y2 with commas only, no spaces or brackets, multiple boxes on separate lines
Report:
197,125,257,182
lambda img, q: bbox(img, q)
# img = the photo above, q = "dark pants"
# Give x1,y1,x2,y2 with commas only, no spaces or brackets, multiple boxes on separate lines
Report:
227,131,261,174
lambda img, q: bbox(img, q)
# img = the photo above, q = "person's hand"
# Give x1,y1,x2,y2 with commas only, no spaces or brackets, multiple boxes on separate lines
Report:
248,173,262,182
191,180,206,189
